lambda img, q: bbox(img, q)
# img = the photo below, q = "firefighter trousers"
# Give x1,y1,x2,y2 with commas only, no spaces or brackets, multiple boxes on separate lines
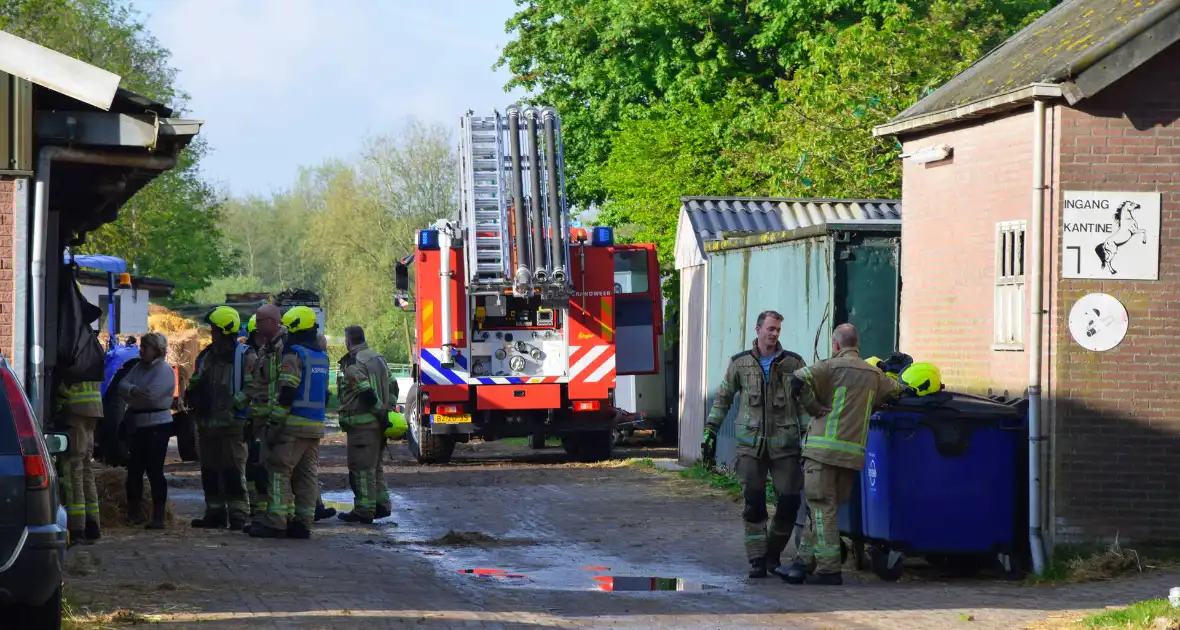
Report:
197,430,249,524
246,438,268,521
345,425,390,519
736,452,802,563
793,457,856,575
60,414,100,530
261,432,320,530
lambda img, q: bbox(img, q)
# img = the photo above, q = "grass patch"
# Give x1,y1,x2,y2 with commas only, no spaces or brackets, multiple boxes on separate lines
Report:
1026,537,1180,585
1081,599,1180,628
498,436,562,447
674,461,774,504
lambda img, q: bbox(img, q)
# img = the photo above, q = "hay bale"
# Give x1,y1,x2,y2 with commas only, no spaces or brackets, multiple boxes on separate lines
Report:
93,463,177,528
147,304,197,333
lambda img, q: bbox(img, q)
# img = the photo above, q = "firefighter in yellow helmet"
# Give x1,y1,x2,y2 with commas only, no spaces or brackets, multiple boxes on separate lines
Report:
251,306,329,539
186,306,252,530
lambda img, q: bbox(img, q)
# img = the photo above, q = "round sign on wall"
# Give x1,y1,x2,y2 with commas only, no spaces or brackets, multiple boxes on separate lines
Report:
1067,293,1129,352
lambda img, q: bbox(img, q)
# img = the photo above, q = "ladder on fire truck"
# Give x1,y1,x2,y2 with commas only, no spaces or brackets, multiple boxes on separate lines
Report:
458,111,510,284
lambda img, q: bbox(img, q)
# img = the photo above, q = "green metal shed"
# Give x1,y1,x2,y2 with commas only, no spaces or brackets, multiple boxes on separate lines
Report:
700,219,902,469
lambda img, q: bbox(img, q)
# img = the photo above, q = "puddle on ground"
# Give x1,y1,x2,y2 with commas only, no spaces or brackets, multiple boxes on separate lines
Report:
387,538,732,594
591,576,720,592
316,490,412,527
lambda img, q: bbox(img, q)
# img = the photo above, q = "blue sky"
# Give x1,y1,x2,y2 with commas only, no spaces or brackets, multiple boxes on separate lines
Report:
134,0,528,198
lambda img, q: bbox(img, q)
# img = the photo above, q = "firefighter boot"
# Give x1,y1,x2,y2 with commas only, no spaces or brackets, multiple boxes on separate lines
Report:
191,509,227,529
85,519,101,542
776,562,812,585
337,511,374,525
748,557,768,579
247,524,287,539
286,520,312,540
375,504,392,520
806,572,843,586
314,499,336,521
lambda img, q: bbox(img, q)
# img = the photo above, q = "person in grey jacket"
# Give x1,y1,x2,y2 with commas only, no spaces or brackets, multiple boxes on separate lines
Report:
118,332,175,529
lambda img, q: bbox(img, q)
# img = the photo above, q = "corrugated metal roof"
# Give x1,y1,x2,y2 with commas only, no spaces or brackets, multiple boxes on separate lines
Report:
889,0,1180,126
685,196,900,241
675,196,901,269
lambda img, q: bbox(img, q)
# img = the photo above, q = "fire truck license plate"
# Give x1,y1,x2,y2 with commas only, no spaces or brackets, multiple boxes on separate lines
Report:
434,414,471,424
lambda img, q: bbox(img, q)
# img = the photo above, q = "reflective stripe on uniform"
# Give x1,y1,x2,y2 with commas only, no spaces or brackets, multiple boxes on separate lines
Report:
803,435,864,456
824,387,847,439
340,413,376,426
63,382,102,405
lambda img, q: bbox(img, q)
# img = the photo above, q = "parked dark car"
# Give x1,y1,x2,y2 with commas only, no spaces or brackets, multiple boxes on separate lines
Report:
0,357,71,629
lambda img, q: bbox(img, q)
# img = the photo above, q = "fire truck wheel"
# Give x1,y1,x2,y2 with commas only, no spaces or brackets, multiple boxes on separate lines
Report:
561,431,615,463
409,430,454,464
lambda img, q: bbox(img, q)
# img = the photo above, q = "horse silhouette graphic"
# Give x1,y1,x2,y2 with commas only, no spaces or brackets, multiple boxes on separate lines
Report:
1095,200,1147,275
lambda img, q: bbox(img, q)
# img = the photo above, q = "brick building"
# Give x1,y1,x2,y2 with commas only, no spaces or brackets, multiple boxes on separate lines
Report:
874,0,1180,547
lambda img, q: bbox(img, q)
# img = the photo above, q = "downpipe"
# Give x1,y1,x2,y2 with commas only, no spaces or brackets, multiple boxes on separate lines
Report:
30,147,176,423
1028,98,1048,576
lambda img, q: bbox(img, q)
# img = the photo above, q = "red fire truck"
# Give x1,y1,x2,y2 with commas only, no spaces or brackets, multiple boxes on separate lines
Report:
394,105,663,464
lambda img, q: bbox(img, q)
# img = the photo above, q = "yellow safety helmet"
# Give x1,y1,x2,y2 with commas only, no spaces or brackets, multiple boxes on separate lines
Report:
247,314,257,334
282,305,318,334
900,362,943,396
205,306,241,336
865,356,882,368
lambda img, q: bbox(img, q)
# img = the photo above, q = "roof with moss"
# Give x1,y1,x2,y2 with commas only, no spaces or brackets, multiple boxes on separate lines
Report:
888,0,1180,125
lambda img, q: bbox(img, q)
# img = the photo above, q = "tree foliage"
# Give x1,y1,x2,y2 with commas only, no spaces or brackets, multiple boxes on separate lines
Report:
0,0,229,300
498,0,1057,212
205,120,456,363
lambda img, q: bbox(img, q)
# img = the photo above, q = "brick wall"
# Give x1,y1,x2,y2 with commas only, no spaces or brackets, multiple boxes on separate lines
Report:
0,176,14,359
899,111,1042,396
1052,42,1180,544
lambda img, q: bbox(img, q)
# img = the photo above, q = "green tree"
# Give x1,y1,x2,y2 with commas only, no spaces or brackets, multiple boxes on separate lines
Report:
498,0,1058,210
302,120,456,363
737,0,1050,199
76,140,230,299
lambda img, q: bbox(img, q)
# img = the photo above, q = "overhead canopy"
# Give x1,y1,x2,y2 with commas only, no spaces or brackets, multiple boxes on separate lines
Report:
0,30,119,111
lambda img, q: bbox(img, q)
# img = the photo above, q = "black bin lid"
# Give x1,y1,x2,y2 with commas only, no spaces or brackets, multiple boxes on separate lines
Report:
878,390,1025,421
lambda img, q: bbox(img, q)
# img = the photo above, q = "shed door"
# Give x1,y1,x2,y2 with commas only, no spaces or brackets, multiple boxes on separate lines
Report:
613,243,663,375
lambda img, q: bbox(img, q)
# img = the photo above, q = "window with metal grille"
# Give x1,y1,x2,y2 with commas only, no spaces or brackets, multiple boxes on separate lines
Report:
994,220,1026,349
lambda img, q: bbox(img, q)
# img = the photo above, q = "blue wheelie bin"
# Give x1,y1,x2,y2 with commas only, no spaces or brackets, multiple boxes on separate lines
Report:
859,390,1028,581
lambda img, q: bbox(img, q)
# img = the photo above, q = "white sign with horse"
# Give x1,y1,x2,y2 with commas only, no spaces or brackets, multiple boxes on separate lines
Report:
1062,190,1161,280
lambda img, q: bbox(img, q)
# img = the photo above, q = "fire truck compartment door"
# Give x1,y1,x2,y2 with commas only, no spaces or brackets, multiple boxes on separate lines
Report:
613,243,663,376
476,384,562,410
